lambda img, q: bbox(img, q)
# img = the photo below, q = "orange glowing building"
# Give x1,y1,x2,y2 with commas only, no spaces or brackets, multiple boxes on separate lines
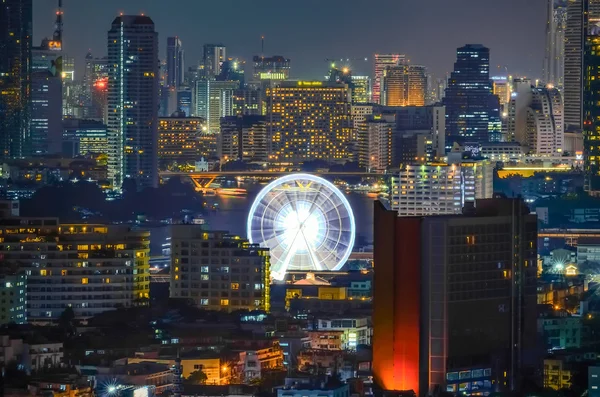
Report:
373,199,538,396
381,65,427,107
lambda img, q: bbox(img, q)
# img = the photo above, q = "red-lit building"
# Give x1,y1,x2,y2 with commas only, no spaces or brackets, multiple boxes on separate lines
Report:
373,199,539,396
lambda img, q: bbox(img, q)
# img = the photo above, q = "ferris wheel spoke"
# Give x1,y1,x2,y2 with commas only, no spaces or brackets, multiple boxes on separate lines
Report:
299,227,323,271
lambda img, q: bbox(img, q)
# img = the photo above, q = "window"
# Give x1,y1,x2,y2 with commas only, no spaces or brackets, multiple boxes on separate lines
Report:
40,269,47,276
220,299,230,306
231,283,239,290
200,299,208,306
81,278,89,284
201,266,209,273
61,270,67,276
201,275,209,281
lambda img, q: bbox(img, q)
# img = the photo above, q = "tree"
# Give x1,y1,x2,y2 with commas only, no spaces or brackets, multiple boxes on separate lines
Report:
187,369,208,385
58,307,75,330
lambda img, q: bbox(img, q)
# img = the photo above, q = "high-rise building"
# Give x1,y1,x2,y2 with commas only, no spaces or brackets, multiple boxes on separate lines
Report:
157,112,204,169
564,0,600,129
0,207,150,320
169,225,271,313
381,65,427,107
492,76,511,106
444,44,501,144
107,15,159,189
388,160,493,216
373,54,405,104
166,37,184,88
266,81,353,164
373,198,538,395
177,86,192,117
233,87,263,116
30,47,62,155
0,271,26,325
203,44,226,77
0,0,32,158
584,24,600,193
356,105,445,170
219,115,268,163
252,55,290,81
507,79,564,156
83,54,108,122
62,118,109,157
544,0,568,89
194,79,240,135
351,76,371,103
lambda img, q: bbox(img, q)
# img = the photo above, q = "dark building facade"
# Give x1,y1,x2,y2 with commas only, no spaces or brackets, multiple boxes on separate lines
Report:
0,0,32,158
373,198,538,396
166,36,184,88
583,12,600,194
443,44,501,145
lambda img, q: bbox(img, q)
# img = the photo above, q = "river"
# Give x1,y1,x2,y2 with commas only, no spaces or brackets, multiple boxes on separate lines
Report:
149,182,376,253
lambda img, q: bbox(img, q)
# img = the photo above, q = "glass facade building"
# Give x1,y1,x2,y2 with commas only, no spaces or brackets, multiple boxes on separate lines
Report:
443,44,501,144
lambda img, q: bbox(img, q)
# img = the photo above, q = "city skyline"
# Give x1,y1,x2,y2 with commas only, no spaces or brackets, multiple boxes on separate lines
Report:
33,0,547,80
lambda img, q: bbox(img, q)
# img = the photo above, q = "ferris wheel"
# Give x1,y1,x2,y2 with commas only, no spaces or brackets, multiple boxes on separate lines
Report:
247,174,356,281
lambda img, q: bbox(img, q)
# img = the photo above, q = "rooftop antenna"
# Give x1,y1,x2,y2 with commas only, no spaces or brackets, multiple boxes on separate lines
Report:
261,35,265,57
53,0,63,43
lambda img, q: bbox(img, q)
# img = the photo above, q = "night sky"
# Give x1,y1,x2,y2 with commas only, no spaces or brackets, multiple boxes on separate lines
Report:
33,0,547,81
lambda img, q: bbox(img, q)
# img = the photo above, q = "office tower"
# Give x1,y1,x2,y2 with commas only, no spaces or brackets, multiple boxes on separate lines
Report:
0,208,150,320
169,225,271,313
83,54,109,122
203,44,226,77
219,115,268,163
381,65,427,106
508,79,564,155
157,112,204,169
30,49,62,155
388,160,493,216
373,54,405,104
166,37,184,88
544,0,568,89
584,25,600,193
492,76,511,106
444,44,501,144
107,15,159,189
252,55,290,81
194,79,240,135
217,58,245,85
0,0,32,158
564,0,600,129
62,119,109,157
177,86,192,116
362,112,394,172
233,87,262,116
436,77,447,102
266,81,353,163
351,76,371,103
373,198,537,395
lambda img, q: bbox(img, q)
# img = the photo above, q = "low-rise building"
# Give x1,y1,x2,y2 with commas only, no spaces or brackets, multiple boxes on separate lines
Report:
277,376,349,397
0,271,26,325
238,345,283,382
307,330,344,351
314,317,371,349
0,335,64,374
127,355,223,385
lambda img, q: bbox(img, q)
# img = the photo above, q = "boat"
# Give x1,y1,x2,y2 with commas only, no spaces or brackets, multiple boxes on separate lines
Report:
217,188,248,197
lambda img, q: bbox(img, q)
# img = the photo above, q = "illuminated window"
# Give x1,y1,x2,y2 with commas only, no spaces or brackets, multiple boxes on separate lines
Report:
105,278,110,284
81,278,89,284
220,299,230,306
40,269,47,276
77,245,89,251
175,275,179,280
231,283,239,290
61,270,67,276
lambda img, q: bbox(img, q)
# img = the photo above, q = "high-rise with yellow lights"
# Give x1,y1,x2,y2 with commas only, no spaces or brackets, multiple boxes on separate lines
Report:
158,112,206,169
373,54,405,104
266,81,353,163
381,65,427,107
169,225,271,313
0,201,150,321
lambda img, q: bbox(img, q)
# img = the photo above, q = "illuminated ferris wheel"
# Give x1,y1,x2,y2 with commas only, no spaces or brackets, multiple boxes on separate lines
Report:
247,174,356,281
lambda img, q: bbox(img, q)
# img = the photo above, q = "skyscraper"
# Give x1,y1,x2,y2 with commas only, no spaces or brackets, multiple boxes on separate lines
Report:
381,65,427,107
219,115,268,163
373,54,404,104
543,0,568,89
0,0,32,158
203,44,226,77
107,15,159,189
194,79,240,134
583,20,600,194
166,36,184,88
444,44,501,144
266,81,353,163
373,198,538,395
564,0,600,129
